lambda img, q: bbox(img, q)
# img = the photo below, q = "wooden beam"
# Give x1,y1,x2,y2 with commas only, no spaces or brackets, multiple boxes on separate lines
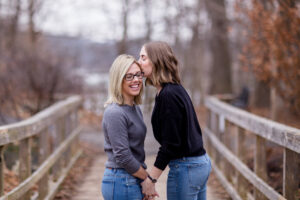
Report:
203,127,285,200
283,148,300,200
0,127,82,200
19,137,32,200
38,128,50,200
254,135,268,200
0,146,4,196
205,96,300,153
0,96,82,146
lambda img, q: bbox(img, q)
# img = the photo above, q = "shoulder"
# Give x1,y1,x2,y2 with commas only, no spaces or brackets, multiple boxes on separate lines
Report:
160,83,185,100
103,103,127,120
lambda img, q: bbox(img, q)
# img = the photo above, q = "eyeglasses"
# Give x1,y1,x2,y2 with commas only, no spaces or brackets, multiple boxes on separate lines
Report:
124,71,144,81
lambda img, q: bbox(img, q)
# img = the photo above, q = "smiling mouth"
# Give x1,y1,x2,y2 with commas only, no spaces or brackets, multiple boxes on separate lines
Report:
130,84,140,89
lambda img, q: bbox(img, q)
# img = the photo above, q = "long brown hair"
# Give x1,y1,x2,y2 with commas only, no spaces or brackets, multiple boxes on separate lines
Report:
144,41,181,86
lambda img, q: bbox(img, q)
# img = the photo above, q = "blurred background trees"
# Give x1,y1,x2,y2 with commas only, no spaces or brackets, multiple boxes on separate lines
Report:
0,0,299,125
0,0,82,124
236,0,300,119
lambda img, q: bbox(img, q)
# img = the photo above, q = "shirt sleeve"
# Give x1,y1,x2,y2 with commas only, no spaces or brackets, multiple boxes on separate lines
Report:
154,94,184,170
104,108,141,174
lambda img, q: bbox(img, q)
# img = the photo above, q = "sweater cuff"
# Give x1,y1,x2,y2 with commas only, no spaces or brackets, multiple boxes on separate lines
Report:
125,160,141,174
154,154,170,170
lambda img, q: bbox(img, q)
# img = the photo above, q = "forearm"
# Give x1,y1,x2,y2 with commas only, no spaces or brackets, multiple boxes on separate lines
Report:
132,166,148,180
149,166,163,180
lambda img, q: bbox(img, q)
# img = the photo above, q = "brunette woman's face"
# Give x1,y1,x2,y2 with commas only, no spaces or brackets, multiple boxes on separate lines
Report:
138,46,153,77
122,63,143,101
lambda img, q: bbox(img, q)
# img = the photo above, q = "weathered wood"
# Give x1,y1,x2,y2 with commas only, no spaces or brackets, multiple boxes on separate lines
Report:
38,128,50,200
205,96,300,153
52,122,61,182
44,150,82,200
234,126,248,199
0,147,4,196
207,109,211,129
211,159,242,200
19,137,32,200
283,148,300,200
223,121,233,182
203,127,286,200
0,96,82,146
205,110,213,158
64,115,71,166
0,127,82,200
254,135,268,200
214,113,222,168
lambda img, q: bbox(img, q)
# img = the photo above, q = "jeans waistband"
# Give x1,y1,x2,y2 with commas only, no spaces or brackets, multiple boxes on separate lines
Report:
105,168,128,174
104,168,142,182
169,153,209,163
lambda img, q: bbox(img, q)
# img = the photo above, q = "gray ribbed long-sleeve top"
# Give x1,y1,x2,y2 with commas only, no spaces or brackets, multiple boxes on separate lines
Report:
102,103,147,174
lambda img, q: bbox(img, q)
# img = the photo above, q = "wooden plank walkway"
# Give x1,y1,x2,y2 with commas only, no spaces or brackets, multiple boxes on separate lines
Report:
72,154,222,200
71,127,229,200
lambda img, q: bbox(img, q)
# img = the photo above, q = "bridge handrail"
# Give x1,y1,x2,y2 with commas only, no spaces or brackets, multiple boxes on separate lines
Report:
204,96,300,200
0,96,82,146
0,95,83,200
205,96,300,153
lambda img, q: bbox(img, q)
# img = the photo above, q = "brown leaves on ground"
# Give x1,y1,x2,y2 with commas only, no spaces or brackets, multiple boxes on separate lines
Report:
54,142,101,200
3,167,19,194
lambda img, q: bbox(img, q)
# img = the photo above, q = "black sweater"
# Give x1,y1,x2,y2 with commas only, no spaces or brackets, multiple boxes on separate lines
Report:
152,83,206,170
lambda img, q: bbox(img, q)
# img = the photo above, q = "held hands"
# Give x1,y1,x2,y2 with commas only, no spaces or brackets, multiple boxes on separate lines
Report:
141,178,159,200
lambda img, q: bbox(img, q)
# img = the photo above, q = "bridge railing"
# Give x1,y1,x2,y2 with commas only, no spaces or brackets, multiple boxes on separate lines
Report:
204,96,300,200
0,96,83,200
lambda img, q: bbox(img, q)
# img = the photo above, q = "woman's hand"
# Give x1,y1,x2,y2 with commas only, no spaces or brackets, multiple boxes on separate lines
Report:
141,178,159,200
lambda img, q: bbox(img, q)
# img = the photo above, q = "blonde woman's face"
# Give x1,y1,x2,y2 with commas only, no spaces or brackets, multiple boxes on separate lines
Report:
122,63,143,101
138,46,153,77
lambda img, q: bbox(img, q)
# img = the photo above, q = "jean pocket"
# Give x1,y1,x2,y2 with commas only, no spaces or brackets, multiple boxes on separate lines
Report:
188,163,211,190
102,177,114,200
127,182,143,200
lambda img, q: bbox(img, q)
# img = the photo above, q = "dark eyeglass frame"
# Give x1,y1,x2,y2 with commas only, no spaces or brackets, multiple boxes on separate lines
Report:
124,71,144,81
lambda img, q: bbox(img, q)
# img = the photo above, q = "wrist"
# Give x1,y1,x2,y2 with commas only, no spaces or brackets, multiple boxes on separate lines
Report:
147,174,157,183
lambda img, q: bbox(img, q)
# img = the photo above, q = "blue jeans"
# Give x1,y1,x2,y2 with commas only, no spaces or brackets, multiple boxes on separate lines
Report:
167,154,212,200
101,168,143,200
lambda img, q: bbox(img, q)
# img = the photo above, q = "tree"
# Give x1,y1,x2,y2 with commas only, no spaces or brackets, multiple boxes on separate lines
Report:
237,0,300,117
0,0,83,124
205,0,232,94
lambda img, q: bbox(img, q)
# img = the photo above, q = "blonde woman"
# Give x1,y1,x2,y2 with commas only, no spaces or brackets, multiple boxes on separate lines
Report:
101,54,158,200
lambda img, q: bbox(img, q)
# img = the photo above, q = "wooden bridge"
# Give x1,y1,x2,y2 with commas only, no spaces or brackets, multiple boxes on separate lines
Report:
0,95,299,200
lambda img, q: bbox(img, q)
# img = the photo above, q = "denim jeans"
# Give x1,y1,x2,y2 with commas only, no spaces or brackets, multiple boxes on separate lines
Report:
167,154,212,200
101,168,143,200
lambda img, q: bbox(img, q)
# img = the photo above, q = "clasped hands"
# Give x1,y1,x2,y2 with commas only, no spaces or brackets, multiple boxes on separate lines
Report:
141,178,159,200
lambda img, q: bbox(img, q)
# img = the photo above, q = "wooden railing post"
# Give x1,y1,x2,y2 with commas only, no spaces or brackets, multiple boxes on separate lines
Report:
283,148,300,200
204,95,299,200
38,128,50,199
64,115,71,166
254,135,267,200
59,117,66,168
70,110,79,157
213,113,221,168
0,146,4,196
205,109,212,157
234,126,248,199
19,137,32,200
53,121,63,181
223,120,233,182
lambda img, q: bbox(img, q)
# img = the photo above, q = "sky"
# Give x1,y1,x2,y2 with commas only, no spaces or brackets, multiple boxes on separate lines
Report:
35,0,237,43
37,0,165,43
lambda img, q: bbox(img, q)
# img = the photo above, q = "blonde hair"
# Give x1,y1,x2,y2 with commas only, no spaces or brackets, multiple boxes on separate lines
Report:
104,54,143,107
